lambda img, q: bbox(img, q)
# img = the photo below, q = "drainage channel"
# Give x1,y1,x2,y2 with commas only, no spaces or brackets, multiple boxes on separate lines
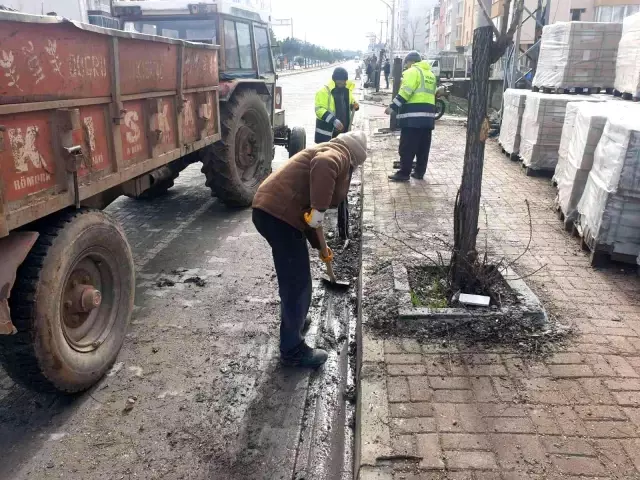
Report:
292,169,362,480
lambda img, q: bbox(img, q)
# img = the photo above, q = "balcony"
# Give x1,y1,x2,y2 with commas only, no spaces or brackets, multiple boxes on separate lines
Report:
86,0,111,14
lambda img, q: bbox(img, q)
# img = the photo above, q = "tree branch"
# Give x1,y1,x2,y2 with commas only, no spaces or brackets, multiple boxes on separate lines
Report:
475,0,501,38
500,0,511,37
491,0,525,62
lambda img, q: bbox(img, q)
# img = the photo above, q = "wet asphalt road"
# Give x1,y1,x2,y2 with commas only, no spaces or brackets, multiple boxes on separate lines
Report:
0,62,359,480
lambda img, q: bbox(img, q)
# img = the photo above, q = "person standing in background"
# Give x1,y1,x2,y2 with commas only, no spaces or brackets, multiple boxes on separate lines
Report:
384,51,437,182
383,59,391,89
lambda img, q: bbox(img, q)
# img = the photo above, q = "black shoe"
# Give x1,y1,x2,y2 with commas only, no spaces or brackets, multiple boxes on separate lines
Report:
411,173,424,180
393,161,416,169
388,172,410,182
281,342,328,368
303,314,312,332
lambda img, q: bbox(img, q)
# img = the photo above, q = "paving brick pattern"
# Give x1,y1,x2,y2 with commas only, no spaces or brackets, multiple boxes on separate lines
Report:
360,114,640,480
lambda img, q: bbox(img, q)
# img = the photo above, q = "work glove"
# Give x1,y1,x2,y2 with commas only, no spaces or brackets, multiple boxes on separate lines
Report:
352,102,360,111
319,247,334,263
304,209,325,229
384,106,392,115
333,119,344,132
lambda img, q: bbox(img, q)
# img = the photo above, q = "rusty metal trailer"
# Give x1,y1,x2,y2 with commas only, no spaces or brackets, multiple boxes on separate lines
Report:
0,12,222,392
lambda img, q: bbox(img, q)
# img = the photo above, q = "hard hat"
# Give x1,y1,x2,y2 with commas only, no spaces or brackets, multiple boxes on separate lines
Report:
403,51,422,65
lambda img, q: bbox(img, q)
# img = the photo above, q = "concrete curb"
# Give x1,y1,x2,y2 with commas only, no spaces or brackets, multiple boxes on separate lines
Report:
354,117,394,480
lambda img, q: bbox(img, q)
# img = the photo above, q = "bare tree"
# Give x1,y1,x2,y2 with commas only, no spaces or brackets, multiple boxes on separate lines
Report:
408,17,422,50
451,0,524,290
398,28,410,50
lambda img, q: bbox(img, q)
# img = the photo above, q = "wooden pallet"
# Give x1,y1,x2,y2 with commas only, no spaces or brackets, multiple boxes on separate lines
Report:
521,162,554,178
612,89,640,102
572,221,639,267
500,145,520,162
554,204,576,234
532,86,605,95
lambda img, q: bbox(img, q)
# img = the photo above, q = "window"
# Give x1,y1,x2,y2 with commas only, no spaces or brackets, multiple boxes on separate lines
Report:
570,8,585,20
124,20,216,43
162,28,179,38
254,26,273,73
236,22,254,69
595,4,640,22
224,20,240,68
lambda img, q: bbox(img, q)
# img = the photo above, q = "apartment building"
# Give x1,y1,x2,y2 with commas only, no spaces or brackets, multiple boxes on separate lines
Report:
425,5,441,54
489,0,640,48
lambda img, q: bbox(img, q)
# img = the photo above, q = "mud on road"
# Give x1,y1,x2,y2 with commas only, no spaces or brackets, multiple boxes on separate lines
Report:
0,163,362,480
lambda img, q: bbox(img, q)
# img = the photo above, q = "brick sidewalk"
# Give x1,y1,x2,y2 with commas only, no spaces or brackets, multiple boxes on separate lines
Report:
356,113,640,480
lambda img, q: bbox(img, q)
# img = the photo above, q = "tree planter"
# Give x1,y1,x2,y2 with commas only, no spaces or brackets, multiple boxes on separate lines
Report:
392,260,547,329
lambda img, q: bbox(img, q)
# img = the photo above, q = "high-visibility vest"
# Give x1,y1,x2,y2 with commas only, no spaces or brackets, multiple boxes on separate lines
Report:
314,80,356,143
390,61,437,129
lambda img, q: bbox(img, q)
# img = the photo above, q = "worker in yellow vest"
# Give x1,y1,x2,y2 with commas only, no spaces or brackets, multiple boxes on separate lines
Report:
314,67,361,239
384,51,437,182
314,67,359,143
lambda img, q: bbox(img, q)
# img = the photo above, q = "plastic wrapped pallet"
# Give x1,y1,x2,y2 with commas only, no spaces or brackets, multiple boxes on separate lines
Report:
533,21,623,90
519,92,603,172
614,12,640,98
577,108,640,260
498,89,530,155
555,102,615,222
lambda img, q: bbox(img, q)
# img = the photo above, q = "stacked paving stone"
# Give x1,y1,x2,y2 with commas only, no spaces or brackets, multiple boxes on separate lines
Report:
498,89,530,155
519,92,603,172
555,102,613,222
577,108,640,260
614,12,640,98
533,21,623,90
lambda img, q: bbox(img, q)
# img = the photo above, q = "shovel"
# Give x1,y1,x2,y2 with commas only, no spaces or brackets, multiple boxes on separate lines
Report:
316,226,350,290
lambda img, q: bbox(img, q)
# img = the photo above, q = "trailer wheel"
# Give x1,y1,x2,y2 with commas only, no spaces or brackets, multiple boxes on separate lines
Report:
201,91,274,207
288,126,307,158
0,209,134,392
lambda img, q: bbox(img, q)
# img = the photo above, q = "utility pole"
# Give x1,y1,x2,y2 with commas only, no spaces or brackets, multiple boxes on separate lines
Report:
379,0,396,60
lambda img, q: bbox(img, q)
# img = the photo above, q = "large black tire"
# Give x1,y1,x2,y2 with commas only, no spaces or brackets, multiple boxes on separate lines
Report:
435,99,446,120
201,91,274,207
1,209,134,392
288,126,307,158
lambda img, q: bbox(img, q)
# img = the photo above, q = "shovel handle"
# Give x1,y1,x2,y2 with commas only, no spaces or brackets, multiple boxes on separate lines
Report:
316,226,337,283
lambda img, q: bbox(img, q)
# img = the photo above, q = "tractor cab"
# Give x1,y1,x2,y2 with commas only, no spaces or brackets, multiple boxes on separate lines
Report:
113,0,304,156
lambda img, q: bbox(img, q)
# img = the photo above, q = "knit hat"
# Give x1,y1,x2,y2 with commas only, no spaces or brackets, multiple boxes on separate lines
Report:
331,131,367,167
332,67,349,81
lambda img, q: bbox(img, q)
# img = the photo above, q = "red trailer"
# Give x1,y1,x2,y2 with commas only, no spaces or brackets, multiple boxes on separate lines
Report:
0,12,222,392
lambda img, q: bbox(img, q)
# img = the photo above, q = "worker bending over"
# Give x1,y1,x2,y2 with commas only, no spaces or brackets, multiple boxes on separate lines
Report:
252,131,367,368
385,51,437,182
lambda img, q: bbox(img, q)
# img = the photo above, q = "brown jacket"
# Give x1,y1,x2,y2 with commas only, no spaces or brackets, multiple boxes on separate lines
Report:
252,142,352,233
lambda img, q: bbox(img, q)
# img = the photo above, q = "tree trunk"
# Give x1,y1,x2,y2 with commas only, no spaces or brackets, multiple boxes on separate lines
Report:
451,25,493,290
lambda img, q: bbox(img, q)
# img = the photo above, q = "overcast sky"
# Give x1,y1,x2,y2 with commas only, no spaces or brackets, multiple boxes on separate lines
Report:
270,0,389,50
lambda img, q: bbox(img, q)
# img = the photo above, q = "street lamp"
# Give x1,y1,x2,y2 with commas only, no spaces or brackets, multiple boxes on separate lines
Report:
378,0,395,60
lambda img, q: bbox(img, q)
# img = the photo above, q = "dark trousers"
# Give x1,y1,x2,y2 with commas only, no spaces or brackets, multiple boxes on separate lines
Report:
384,74,389,88
398,127,433,177
252,209,311,354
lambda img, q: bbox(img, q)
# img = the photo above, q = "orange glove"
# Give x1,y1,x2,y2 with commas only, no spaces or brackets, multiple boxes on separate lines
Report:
352,102,360,111
319,247,334,263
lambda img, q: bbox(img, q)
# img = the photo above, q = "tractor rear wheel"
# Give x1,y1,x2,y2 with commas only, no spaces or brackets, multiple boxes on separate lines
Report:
201,91,274,207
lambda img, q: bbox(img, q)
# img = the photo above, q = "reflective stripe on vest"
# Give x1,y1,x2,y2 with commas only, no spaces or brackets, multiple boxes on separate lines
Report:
316,127,333,137
396,111,436,119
